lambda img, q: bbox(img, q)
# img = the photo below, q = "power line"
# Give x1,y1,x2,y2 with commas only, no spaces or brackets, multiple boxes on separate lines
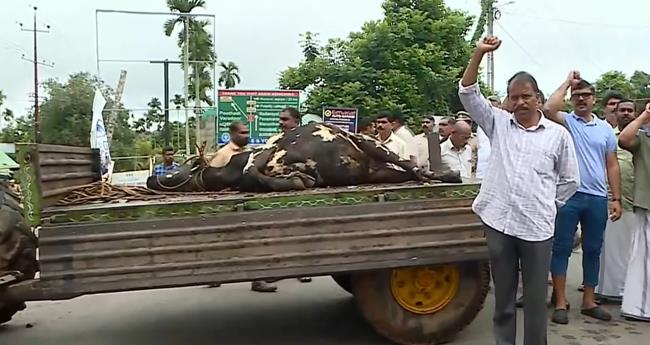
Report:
503,11,650,30
494,22,543,67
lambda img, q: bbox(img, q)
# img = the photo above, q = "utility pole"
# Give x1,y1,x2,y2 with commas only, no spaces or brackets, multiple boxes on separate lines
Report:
151,59,213,147
19,6,53,144
485,0,514,91
194,63,201,148
183,16,190,155
486,1,495,91
150,59,177,146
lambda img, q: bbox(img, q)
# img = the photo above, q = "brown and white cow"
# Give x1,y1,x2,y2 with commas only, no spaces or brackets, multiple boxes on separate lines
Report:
146,122,460,192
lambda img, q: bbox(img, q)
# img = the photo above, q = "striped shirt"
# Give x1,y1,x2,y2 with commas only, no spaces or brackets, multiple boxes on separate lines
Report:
459,82,580,241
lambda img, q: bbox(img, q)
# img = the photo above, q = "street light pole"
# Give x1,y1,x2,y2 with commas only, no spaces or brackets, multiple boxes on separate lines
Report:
183,16,190,155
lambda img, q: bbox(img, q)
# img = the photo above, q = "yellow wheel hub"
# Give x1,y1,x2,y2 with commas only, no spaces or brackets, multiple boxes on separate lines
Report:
390,265,460,314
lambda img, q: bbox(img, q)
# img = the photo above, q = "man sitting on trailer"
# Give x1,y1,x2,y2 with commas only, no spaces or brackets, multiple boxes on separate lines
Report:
153,146,180,176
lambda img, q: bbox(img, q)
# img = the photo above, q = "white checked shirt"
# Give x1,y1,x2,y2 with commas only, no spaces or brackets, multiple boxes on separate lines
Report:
459,82,580,241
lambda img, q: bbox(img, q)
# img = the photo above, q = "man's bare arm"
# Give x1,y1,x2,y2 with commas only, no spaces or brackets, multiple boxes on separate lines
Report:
619,104,649,152
606,151,622,221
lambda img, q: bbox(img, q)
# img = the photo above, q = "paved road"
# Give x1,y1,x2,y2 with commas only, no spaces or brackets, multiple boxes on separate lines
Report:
2,255,649,345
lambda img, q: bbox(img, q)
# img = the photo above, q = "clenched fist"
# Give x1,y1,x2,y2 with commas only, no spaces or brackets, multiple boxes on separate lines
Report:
477,36,502,53
566,71,582,88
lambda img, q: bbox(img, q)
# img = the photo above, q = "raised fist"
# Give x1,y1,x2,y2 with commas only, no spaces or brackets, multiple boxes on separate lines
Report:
566,71,582,88
477,36,502,53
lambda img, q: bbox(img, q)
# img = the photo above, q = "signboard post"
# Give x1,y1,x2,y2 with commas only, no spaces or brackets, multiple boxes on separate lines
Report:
216,90,300,146
322,107,358,133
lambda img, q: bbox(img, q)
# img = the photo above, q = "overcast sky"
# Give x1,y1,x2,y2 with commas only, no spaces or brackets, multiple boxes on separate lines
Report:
2,0,650,125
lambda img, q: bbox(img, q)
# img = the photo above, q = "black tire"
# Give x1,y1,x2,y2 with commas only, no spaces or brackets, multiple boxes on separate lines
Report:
331,274,353,294
352,261,490,345
0,181,38,325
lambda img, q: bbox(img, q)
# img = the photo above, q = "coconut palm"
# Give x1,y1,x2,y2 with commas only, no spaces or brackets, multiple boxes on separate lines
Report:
218,62,241,89
163,0,216,105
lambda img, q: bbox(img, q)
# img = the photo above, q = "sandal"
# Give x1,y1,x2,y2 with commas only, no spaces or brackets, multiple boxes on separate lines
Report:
552,308,569,324
581,306,611,321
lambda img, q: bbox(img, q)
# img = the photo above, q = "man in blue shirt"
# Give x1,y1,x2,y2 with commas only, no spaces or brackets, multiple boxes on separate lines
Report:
544,71,622,324
153,145,180,176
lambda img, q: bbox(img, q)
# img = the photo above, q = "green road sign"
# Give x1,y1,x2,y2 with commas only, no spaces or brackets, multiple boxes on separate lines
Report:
217,90,300,145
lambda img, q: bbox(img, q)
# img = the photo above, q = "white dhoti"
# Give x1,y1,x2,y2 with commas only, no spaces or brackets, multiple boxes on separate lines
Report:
622,208,650,320
597,212,637,298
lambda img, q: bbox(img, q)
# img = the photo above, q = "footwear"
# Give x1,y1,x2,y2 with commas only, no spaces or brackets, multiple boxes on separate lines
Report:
577,284,584,292
251,281,277,293
206,283,221,288
552,308,569,324
298,277,312,283
581,306,612,321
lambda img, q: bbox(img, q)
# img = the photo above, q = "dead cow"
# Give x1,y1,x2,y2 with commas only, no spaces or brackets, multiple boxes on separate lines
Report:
147,122,460,192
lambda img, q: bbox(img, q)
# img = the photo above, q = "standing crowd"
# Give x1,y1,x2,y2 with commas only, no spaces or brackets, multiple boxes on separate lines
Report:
459,36,650,345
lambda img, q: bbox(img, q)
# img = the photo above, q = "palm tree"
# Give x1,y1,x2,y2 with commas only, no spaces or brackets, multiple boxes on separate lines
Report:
163,0,205,39
164,0,216,105
218,62,241,89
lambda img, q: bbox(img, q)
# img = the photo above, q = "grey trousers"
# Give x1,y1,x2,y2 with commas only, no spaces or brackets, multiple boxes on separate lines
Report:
485,226,552,345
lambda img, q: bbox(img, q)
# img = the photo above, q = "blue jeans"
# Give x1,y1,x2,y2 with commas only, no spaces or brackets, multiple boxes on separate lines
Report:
551,192,608,287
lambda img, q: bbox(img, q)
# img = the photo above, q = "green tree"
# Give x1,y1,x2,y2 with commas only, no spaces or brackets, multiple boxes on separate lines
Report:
0,90,15,131
630,70,650,106
279,0,474,121
299,31,320,61
0,112,34,143
470,0,494,45
593,70,634,115
218,61,241,89
594,71,634,99
37,72,136,154
164,0,216,106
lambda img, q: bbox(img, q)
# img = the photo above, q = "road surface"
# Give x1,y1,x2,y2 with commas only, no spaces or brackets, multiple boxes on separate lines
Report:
2,255,649,345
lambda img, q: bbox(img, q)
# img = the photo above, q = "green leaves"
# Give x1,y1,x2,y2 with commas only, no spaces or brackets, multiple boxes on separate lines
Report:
278,0,473,121
164,0,216,106
218,62,241,89
592,70,650,113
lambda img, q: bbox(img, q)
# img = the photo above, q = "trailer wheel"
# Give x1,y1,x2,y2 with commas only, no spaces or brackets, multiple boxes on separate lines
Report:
352,261,489,345
0,185,38,325
331,274,353,294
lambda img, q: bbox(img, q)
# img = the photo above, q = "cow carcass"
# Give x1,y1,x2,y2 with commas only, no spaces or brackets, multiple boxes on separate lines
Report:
146,122,461,192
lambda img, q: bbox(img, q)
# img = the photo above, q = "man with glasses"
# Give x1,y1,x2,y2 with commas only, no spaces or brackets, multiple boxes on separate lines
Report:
545,71,622,324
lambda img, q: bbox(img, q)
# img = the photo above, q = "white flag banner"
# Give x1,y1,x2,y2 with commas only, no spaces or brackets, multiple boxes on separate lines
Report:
90,90,112,176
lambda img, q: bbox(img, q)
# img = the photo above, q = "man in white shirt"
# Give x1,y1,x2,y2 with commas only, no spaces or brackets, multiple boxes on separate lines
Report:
388,112,417,163
376,114,408,161
459,36,580,345
440,121,473,178
414,115,435,170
